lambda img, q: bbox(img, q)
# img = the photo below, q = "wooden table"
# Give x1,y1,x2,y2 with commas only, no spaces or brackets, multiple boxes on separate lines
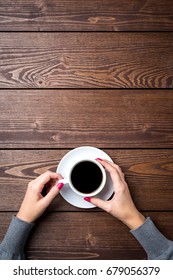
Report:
0,0,173,260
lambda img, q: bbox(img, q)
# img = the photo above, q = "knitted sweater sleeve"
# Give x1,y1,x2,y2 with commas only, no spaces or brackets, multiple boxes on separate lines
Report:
1,216,172,260
0,216,34,260
130,217,173,259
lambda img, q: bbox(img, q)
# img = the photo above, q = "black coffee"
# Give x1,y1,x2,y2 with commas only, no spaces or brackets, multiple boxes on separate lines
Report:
71,161,102,194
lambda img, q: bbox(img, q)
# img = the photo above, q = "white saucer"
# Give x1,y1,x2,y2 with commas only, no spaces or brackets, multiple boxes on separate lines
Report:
56,146,114,209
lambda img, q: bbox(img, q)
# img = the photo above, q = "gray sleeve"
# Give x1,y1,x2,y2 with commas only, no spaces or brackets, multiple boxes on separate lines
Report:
130,217,173,260
0,215,34,260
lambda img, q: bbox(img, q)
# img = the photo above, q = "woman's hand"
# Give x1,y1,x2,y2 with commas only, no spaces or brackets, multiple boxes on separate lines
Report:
85,159,145,230
17,171,63,223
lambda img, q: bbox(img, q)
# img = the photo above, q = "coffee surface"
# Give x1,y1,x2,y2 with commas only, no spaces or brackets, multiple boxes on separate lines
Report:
71,161,102,193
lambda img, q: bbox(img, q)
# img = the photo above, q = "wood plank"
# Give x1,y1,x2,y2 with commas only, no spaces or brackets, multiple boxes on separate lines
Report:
0,90,173,148
0,149,172,211
0,33,173,88
0,212,172,259
0,0,173,31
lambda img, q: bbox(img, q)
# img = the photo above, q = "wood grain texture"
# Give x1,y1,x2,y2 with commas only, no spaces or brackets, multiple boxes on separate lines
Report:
0,149,172,211
0,0,172,262
0,90,173,148
0,212,172,259
0,0,173,31
0,33,173,88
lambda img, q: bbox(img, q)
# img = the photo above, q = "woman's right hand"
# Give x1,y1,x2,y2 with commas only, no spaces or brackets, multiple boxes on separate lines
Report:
17,171,63,223
85,159,145,230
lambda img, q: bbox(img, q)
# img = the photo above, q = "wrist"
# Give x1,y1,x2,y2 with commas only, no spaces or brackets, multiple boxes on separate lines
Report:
123,211,145,230
16,212,34,224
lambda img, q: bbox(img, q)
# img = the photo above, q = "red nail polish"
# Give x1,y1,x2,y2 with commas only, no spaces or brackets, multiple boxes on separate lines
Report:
96,158,103,161
84,197,91,202
57,183,64,190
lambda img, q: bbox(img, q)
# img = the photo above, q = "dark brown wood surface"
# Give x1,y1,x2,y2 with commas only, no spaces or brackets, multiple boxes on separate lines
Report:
0,149,172,211
0,212,172,260
0,90,173,148
0,33,173,88
0,0,173,260
0,0,173,31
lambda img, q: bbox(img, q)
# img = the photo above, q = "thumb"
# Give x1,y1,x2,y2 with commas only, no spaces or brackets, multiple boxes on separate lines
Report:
89,197,109,212
42,183,61,207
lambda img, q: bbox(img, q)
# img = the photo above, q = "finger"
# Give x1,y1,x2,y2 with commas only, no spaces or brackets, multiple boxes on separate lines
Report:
41,176,60,196
100,159,125,181
97,159,126,188
41,173,64,197
97,159,116,173
89,197,110,212
55,173,64,184
35,171,59,191
42,181,62,207
36,171,59,184
97,160,122,189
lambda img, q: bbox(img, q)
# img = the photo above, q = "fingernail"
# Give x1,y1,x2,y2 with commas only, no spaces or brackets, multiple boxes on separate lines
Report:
57,182,64,190
96,158,103,161
84,197,91,202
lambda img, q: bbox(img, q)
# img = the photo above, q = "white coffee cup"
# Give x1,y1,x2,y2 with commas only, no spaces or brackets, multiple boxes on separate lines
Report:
58,159,106,197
